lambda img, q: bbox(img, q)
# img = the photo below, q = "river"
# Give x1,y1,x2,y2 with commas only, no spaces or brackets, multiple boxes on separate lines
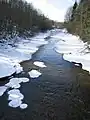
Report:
0,31,90,120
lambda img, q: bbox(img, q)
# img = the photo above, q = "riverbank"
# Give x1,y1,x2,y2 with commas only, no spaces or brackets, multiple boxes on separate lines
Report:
0,29,90,119
54,31,90,73
0,31,50,79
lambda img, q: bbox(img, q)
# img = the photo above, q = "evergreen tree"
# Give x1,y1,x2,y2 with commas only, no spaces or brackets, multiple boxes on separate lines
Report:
64,0,90,42
71,1,78,21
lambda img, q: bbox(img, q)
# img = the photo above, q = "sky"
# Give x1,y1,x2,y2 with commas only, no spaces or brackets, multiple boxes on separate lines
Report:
26,0,75,22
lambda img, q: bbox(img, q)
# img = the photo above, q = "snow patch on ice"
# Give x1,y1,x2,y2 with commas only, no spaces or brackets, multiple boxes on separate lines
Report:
8,99,22,108
0,31,49,78
5,78,29,89
8,92,28,109
3,78,29,109
20,103,28,109
8,89,24,101
8,89,25,108
14,64,23,74
0,58,15,78
34,61,47,68
8,89,20,95
29,70,42,78
0,31,50,109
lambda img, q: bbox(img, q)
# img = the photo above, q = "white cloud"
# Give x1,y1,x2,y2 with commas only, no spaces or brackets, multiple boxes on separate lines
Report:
26,0,72,22
26,0,66,21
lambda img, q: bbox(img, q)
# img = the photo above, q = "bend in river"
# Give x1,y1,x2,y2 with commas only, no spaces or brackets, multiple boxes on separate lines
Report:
0,30,90,120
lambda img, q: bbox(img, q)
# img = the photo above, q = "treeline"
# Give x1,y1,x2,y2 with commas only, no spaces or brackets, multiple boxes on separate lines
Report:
0,0,52,38
64,0,90,42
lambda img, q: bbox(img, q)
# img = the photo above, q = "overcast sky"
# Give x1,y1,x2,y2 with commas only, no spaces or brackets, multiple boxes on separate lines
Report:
26,0,75,22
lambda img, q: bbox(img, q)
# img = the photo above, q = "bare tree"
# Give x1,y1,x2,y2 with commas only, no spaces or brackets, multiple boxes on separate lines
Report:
64,7,73,22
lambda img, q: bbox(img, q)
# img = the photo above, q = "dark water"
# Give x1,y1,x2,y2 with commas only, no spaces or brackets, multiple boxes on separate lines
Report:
0,37,90,120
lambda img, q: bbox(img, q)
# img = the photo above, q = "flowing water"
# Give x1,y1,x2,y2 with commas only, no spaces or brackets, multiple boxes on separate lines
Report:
0,34,90,120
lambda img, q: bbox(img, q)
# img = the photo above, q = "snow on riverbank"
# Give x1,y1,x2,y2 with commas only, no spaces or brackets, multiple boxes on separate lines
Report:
54,30,90,72
0,32,49,78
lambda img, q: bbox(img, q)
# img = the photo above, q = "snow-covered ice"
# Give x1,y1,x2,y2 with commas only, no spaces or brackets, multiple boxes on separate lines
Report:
14,64,23,74
8,89,20,95
0,57,16,78
0,86,7,96
34,61,47,68
5,78,29,109
0,31,49,78
29,70,42,78
0,31,50,109
20,103,28,109
8,89,24,108
8,89,24,101
8,99,22,108
54,31,90,72
19,78,29,83
5,77,29,89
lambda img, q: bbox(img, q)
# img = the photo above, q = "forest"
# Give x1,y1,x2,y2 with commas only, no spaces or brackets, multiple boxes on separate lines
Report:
64,0,90,42
0,0,52,39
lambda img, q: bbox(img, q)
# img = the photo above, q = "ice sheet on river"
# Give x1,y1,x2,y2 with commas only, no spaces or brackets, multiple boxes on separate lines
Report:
20,103,28,109
0,32,48,78
54,32,90,72
34,61,47,68
29,70,42,78
5,77,29,89
8,89,27,109
8,89,24,101
0,86,7,96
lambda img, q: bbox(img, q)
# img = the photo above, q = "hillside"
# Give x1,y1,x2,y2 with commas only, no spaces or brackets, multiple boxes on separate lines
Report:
0,0,52,39
64,0,90,42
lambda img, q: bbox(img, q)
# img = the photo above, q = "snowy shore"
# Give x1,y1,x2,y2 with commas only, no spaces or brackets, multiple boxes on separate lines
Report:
54,30,90,72
1,28,90,77
0,32,49,78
